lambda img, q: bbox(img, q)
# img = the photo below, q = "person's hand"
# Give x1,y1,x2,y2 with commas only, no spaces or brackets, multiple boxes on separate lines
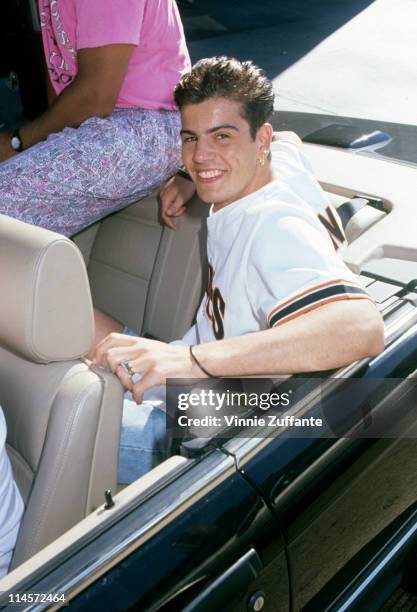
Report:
0,132,17,163
160,174,196,230
93,333,203,403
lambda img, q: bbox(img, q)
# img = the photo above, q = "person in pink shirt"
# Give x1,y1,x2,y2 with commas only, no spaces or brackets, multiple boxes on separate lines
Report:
0,0,191,236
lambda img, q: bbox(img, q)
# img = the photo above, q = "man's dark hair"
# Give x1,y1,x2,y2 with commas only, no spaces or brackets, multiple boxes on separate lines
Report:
174,56,274,139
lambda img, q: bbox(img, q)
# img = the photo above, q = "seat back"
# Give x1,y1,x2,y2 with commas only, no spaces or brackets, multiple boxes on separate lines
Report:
142,194,208,342
86,193,164,334
0,215,123,568
81,192,209,342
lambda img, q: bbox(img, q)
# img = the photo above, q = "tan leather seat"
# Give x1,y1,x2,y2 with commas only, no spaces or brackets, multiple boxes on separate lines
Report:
0,215,123,568
75,192,209,342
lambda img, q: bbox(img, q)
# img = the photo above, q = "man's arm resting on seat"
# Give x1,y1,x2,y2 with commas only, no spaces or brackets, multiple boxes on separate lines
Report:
93,299,384,404
0,44,135,159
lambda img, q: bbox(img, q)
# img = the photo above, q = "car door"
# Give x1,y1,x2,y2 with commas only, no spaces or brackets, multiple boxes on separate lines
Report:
222,298,417,610
0,447,289,612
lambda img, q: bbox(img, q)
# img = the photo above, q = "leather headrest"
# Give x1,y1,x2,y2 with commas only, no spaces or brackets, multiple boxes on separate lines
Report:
0,215,94,363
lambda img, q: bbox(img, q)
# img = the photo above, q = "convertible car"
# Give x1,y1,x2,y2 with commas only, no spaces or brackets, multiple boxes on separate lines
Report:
1,119,417,611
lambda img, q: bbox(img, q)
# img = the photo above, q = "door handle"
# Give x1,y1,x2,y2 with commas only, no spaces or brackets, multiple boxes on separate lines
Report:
183,548,263,612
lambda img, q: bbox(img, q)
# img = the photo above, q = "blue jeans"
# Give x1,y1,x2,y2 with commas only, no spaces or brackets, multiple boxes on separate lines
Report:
118,328,169,484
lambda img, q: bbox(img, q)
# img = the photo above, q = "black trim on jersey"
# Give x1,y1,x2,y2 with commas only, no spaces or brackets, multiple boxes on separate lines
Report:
269,284,367,327
205,263,226,340
318,205,346,251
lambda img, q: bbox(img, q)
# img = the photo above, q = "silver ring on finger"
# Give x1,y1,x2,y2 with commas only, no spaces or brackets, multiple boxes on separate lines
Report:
121,359,135,378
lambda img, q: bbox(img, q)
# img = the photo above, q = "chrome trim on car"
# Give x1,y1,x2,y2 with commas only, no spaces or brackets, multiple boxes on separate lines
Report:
334,514,417,611
4,451,236,610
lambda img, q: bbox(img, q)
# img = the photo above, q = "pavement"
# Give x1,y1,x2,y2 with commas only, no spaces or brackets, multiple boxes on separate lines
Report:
180,0,417,126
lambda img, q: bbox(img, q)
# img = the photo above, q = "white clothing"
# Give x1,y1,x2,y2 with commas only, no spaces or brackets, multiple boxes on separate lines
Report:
0,407,24,578
270,138,346,252
183,140,369,345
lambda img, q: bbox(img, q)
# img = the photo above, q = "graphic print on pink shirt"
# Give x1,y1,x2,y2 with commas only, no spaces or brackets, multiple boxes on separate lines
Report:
38,0,191,109
39,0,77,91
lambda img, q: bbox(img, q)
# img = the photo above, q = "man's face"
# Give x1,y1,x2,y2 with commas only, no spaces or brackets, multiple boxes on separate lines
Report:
180,97,272,210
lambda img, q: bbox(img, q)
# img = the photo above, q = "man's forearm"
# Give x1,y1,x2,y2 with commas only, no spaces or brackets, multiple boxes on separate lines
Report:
191,300,384,377
19,77,113,149
93,299,384,404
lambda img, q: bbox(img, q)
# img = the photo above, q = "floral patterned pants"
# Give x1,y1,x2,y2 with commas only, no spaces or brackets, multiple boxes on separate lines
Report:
0,108,182,236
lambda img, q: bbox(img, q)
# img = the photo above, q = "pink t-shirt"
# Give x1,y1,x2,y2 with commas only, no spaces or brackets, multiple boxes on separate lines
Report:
38,0,191,110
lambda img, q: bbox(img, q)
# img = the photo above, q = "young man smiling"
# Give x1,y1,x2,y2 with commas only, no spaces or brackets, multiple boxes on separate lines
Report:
93,57,384,482
180,95,273,209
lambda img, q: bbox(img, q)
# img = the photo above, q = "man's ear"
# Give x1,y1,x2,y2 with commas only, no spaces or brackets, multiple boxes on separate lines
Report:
257,122,273,151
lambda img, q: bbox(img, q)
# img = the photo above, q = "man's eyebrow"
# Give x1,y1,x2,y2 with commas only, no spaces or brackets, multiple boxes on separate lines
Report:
180,129,196,135
207,124,240,134
180,124,240,136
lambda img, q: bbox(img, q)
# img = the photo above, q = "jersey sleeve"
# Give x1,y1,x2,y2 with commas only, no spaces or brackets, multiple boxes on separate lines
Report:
171,324,198,347
247,210,371,328
75,0,145,49
270,140,347,251
270,138,314,180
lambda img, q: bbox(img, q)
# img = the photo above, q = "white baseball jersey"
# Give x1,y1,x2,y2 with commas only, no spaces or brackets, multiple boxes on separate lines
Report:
270,138,347,251
0,407,24,578
181,140,369,345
